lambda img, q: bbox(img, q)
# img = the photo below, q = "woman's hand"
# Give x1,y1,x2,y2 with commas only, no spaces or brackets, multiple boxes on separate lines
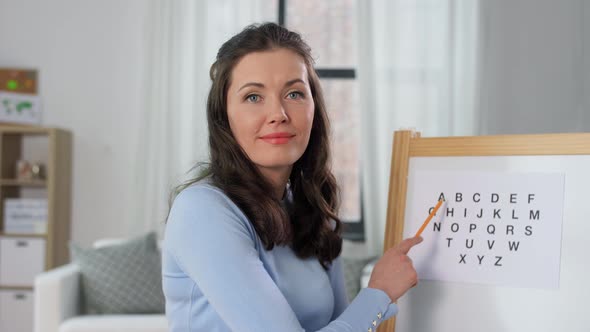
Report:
367,236,423,302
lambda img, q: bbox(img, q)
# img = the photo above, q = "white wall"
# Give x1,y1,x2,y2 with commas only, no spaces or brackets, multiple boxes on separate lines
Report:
478,0,590,134
0,0,150,246
1,0,588,249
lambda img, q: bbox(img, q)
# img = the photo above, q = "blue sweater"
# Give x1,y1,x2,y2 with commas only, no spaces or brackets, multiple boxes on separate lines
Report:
162,182,398,331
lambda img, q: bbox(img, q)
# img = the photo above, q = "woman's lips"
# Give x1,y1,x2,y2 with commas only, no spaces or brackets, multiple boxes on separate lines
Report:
260,132,295,145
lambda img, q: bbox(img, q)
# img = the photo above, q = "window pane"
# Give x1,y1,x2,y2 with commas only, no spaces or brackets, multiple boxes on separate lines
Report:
321,79,361,222
286,0,357,68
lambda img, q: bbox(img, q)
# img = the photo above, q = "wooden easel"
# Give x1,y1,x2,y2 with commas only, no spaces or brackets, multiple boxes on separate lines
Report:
379,130,590,332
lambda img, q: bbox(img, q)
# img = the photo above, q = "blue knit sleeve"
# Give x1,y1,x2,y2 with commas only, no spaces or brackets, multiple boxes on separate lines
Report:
327,254,399,329
165,184,397,332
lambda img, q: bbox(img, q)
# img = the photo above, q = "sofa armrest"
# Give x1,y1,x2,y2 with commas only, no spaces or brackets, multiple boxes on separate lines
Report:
360,258,379,289
34,263,82,332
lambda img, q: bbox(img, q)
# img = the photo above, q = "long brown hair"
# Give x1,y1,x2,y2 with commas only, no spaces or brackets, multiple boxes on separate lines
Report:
173,22,342,269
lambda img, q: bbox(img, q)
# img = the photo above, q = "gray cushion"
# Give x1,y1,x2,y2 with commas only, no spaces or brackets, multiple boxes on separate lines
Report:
70,232,165,314
342,256,377,300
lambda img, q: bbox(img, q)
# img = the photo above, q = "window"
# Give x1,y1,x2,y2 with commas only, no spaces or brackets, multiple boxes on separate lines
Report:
279,0,364,240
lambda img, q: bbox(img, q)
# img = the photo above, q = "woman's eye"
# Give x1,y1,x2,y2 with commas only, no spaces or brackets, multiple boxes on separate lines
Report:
246,94,260,103
287,91,303,99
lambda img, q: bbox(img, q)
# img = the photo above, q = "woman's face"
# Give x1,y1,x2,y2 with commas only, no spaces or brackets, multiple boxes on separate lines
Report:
226,48,315,177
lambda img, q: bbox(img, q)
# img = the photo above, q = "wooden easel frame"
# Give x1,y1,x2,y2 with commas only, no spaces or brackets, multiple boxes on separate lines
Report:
378,130,590,332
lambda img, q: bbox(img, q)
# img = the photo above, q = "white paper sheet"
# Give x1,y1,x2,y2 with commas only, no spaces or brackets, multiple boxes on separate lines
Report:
404,171,565,289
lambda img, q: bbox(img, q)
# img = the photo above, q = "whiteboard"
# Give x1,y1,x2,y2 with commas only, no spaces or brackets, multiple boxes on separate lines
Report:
396,155,590,332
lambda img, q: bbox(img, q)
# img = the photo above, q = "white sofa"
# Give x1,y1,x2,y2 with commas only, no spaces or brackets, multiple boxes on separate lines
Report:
33,238,168,332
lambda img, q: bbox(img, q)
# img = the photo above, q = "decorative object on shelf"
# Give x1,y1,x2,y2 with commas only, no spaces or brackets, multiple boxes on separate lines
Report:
15,160,45,181
16,159,33,180
0,91,42,125
0,68,41,125
0,68,37,94
31,162,46,180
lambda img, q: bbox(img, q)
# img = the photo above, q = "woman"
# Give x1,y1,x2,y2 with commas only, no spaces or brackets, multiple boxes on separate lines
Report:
163,22,422,332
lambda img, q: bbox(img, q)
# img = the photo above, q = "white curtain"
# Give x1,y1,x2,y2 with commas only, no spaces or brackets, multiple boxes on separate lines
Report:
131,0,276,235
357,0,481,254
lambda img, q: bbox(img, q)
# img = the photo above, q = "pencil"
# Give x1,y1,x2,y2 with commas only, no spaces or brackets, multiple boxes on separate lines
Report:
415,198,444,237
